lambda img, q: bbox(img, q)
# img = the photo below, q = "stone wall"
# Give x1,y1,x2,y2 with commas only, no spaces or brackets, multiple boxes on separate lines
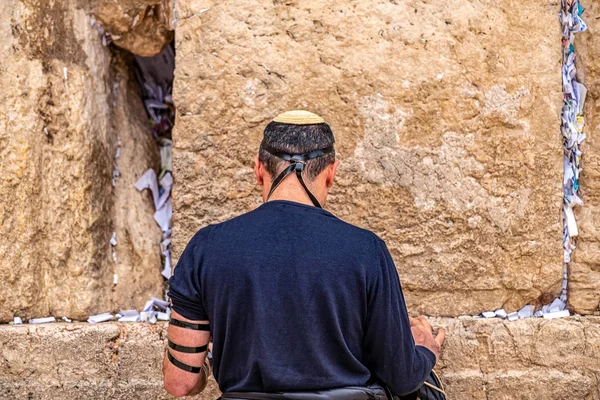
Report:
0,0,163,322
1,318,599,399
0,0,599,399
172,0,565,316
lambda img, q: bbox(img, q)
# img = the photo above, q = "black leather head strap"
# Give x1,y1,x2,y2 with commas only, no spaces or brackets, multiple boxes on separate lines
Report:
261,143,334,208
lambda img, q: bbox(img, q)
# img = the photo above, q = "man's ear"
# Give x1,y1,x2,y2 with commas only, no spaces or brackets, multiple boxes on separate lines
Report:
325,160,340,188
254,157,265,186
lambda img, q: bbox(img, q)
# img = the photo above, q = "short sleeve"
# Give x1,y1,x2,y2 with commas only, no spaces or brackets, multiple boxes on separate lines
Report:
168,225,214,321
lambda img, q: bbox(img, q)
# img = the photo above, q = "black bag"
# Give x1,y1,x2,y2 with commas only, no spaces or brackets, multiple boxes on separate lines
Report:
387,370,447,400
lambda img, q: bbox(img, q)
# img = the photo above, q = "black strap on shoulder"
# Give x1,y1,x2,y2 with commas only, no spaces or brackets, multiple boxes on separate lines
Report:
169,318,210,331
167,349,202,373
168,339,208,353
261,143,334,208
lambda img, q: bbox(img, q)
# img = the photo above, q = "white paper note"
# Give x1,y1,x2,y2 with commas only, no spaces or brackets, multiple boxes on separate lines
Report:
29,317,56,324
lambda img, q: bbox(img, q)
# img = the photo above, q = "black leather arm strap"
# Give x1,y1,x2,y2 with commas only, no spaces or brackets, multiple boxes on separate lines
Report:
169,318,210,331
168,339,208,353
167,349,202,373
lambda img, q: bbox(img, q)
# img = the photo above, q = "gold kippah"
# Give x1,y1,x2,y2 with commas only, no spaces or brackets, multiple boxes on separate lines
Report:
272,110,325,125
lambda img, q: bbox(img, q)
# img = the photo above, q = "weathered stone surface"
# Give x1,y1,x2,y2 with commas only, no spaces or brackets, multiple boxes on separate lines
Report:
569,1,600,315
0,0,163,322
1,318,599,399
433,316,600,399
172,0,563,316
91,0,175,56
0,322,220,399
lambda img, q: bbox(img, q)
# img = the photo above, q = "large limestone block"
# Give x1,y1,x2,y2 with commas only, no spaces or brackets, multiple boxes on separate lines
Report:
0,0,163,322
433,316,600,399
172,0,563,316
0,322,219,399
569,0,600,315
1,317,599,399
91,0,175,56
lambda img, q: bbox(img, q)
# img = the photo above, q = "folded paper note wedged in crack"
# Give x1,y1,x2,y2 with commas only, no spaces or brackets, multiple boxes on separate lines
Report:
559,0,587,309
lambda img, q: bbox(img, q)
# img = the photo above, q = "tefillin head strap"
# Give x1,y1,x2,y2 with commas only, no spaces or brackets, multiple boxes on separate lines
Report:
262,143,334,208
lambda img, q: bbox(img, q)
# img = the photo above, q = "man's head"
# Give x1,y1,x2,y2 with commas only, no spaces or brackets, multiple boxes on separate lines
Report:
254,111,339,207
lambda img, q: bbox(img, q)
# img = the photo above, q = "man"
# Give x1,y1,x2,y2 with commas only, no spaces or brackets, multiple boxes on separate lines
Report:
163,110,445,398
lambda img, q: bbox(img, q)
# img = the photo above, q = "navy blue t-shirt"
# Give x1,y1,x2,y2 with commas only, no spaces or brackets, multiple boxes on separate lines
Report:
168,200,435,395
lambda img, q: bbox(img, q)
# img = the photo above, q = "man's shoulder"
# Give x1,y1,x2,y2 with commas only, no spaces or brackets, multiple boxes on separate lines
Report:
185,223,216,247
327,215,383,243
185,208,263,242
238,204,382,240
187,204,385,251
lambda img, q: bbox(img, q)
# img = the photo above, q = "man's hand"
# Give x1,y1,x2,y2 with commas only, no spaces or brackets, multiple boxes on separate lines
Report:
410,316,446,362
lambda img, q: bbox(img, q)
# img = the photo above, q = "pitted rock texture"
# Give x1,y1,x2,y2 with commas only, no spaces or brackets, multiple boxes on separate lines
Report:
569,0,600,315
0,0,163,322
0,322,220,399
172,0,563,316
91,0,175,57
1,318,599,399
433,316,600,399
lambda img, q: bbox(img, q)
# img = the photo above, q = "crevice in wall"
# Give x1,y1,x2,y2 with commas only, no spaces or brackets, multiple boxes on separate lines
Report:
560,0,587,314
101,45,165,318
79,36,176,323
58,17,176,323
131,42,176,281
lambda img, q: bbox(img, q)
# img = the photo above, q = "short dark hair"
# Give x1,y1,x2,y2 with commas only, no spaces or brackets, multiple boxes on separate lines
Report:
259,121,336,181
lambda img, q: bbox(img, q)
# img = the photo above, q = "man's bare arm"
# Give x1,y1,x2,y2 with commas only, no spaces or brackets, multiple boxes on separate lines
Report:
163,310,211,397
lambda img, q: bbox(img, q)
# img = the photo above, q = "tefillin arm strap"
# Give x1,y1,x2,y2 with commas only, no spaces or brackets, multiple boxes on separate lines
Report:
262,143,334,208
166,318,210,374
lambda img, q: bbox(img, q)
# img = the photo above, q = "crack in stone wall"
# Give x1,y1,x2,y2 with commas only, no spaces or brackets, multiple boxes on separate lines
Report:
568,0,600,315
560,0,587,316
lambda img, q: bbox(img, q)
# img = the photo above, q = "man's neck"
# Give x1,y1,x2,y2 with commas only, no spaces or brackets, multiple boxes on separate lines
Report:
266,181,323,207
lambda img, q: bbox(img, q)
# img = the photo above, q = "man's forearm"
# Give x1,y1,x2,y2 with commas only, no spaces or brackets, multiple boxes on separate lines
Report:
185,375,208,396
187,359,210,396
163,350,210,397
162,310,212,397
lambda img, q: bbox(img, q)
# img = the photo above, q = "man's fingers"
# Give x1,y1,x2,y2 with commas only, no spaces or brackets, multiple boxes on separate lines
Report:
434,328,446,347
418,316,432,332
410,317,420,327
